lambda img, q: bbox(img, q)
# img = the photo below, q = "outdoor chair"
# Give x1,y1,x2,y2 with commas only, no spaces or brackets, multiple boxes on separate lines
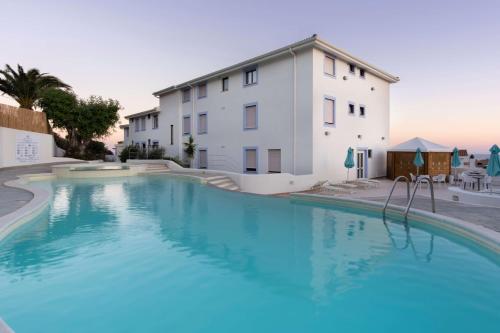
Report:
432,174,446,184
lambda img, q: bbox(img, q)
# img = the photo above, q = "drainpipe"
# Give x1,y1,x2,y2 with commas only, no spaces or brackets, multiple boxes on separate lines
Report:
289,47,297,175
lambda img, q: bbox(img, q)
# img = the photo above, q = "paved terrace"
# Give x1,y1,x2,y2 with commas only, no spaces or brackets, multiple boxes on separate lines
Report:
1,165,499,233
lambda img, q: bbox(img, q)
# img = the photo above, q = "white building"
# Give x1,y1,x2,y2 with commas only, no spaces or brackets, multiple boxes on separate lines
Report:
122,35,398,183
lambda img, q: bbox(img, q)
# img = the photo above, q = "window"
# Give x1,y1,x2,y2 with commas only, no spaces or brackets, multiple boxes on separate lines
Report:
152,141,159,149
199,149,207,169
268,149,281,173
244,148,257,173
360,68,365,78
124,127,129,137
152,115,159,129
170,125,174,145
244,68,257,85
348,103,355,115
198,112,207,134
323,98,335,125
197,83,207,99
183,116,191,135
182,89,191,103
368,149,372,158
324,55,335,76
244,104,257,130
222,77,229,91
360,105,366,117
349,63,356,74
141,117,146,131
134,119,139,132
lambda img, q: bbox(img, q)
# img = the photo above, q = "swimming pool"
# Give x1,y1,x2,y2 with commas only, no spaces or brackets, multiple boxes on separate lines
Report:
0,175,499,332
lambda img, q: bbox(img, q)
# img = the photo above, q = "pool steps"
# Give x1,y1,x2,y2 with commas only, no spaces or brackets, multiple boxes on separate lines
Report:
206,175,240,191
141,163,170,174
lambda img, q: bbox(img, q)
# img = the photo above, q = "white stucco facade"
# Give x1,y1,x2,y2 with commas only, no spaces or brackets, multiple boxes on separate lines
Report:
123,35,398,184
0,127,55,168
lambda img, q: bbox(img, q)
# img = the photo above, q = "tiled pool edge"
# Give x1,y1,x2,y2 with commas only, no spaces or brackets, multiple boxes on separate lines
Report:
291,193,500,254
0,174,54,242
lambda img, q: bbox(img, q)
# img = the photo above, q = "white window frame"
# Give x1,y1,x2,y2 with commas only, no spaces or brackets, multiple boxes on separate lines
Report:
182,89,191,103
183,115,191,135
324,54,335,77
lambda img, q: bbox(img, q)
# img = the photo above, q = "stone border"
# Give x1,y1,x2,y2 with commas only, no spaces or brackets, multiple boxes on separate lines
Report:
0,318,14,333
0,174,54,242
290,193,500,254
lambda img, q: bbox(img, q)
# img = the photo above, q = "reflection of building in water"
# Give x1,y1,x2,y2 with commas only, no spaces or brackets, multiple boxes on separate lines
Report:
130,179,394,302
310,207,391,302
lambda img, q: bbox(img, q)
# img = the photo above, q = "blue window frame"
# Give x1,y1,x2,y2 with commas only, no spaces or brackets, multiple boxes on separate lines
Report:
243,103,258,130
243,147,258,173
198,112,208,134
197,83,207,99
183,115,191,135
243,67,258,86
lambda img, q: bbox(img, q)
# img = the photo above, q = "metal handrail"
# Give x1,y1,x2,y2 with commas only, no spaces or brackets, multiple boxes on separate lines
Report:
383,176,410,216
404,176,436,218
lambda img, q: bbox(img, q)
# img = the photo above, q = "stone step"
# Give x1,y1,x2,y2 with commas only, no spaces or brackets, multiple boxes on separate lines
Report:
208,178,232,185
205,175,227,181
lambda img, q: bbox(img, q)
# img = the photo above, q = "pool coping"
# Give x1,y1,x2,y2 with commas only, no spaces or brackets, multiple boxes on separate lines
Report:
0,318,14,333
290,193,500,254
1,173,499,254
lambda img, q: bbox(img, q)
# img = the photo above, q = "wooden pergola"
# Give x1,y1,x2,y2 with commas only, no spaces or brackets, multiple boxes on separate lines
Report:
387,137,452,180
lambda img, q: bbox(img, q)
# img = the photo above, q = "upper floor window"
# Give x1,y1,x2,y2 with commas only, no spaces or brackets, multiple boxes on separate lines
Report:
222,77,229,91
323,97,335,125
141,117,146,131
182,89,191,103
360,105,366,117
348,103,355,115
124,127,129,137
324,55,335,76
244,68,257,86
183,115,191,135
134,119,139,132
244,104,257,130
198,112,207,134
197,83,207,99
152,114,159,129
359,68,366,78
349,63,356,74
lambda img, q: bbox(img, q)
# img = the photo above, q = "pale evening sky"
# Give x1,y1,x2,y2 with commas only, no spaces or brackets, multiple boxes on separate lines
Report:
0,0,499,153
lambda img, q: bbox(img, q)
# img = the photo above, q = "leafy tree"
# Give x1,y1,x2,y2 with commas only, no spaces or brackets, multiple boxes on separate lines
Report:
183,135,197,167
0,64,70,110
39,89,120,158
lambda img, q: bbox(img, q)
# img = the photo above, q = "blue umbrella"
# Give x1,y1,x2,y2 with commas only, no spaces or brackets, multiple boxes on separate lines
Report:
344,147,355,181
451,147,461,184
486,144,500,177
413,148,424,176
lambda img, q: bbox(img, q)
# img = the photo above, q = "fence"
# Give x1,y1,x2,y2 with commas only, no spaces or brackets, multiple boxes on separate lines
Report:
0,103,50,134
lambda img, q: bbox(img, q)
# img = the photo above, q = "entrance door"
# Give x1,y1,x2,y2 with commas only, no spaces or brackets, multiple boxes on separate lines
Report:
357,151,366,178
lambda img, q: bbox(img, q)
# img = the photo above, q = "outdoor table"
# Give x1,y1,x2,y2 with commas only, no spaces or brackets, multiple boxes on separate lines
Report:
469,174,485,191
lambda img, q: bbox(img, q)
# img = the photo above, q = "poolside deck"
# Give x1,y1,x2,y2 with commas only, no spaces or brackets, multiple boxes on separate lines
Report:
1,165,499,233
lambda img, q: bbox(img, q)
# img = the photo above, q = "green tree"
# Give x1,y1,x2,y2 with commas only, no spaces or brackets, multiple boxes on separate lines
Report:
0,64,70,110
39,89,120,158
183,135,197,167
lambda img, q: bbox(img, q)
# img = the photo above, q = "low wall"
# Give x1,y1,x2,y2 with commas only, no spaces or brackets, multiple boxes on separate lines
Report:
448,187,500,208
0,127,55,168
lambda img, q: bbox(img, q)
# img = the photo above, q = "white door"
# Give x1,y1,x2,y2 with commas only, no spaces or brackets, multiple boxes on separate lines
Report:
357,151,366,178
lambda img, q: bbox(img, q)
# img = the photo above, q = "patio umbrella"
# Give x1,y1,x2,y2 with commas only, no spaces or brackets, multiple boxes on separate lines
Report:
451,147,461,183
413,148,424,176
344,147,355,181
486,144,500,177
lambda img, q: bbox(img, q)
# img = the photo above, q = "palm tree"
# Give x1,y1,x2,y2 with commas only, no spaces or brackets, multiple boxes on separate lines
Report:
0,64,70,110
183,135,197,167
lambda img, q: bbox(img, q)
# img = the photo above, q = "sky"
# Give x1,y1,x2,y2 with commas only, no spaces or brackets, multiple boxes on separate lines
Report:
1,0,499,153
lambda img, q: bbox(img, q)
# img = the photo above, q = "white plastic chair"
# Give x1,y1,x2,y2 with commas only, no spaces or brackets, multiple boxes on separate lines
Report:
409,173,417,183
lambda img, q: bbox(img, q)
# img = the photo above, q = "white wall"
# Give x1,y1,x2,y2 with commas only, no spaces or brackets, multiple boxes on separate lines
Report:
0,127,55,168
130,44,393,183
311,48,390,182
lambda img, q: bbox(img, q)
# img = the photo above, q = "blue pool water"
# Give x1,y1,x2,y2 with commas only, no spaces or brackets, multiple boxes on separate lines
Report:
0,176,499,332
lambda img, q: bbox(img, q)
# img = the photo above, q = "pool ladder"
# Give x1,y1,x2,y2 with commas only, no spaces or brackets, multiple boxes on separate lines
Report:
383,175,436,218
